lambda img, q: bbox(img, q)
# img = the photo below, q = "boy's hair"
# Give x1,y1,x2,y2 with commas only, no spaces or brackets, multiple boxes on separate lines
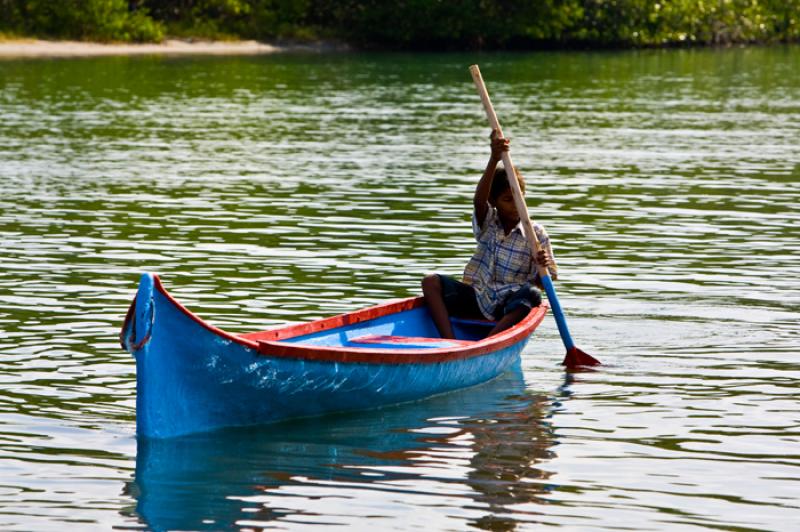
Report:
490,165,525,200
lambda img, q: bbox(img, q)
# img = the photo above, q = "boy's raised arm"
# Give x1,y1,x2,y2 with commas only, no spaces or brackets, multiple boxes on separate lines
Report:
473,129,509,227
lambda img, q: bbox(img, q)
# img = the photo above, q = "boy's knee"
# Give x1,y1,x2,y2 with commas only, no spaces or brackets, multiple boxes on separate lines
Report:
502,285,541,317
528,286,542,307
520,286,542,309
422,273,441,294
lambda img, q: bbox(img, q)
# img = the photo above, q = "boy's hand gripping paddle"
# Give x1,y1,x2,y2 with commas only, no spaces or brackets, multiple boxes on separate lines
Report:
469,64,600,368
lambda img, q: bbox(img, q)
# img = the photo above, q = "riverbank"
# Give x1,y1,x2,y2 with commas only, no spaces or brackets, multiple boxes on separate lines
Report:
0,38,341,58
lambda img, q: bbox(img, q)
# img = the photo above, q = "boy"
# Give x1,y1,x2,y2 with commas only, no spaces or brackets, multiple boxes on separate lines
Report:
422,130,557,338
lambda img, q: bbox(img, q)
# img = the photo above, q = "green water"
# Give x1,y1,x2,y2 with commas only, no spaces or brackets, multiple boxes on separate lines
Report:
0,47,798,530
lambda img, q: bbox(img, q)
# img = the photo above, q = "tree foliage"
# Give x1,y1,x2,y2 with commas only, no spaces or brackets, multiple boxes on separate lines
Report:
1,0,798,46
0,0,163,41
302,0,583,49
570,0,800,46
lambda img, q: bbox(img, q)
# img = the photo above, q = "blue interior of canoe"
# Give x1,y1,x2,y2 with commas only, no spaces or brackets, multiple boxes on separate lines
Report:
275,307,494,348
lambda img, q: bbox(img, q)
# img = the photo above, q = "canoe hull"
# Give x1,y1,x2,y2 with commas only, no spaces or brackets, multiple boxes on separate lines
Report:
122,274,547,438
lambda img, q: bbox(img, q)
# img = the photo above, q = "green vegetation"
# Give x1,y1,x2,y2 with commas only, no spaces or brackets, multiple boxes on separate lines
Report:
1,0,798,47
0,1,164,41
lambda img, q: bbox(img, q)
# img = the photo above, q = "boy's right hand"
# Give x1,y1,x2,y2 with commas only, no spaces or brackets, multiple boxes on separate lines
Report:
534,249,558,280
490,129,509,159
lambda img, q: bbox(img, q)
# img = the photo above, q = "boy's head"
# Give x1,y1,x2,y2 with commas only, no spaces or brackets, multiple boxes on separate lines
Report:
490,165,525,202
489,165,525,224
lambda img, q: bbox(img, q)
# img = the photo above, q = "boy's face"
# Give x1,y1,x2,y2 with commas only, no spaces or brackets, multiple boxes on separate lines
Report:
492,188,520,225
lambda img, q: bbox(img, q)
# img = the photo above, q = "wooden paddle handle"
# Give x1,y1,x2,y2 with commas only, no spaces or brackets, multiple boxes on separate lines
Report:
469,65,548,277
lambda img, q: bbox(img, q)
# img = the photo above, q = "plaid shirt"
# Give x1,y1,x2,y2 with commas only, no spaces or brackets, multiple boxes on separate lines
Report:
463,204,557,319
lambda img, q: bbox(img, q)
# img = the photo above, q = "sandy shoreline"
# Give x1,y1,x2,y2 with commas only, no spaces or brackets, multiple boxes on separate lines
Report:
0,38,333,58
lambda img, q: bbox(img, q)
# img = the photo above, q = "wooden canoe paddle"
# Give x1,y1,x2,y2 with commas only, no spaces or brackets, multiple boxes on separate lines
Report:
469,64,600,368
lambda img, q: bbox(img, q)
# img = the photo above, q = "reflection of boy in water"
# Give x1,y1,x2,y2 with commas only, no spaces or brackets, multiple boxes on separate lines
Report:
466,394,556,530
422,130,557,338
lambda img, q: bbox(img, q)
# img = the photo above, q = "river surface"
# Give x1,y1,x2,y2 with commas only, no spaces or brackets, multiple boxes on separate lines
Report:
0,47,798,531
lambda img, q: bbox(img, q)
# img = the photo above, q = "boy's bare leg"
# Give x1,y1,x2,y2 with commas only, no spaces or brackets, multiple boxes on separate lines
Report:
488,307,527,337
422,274,455,339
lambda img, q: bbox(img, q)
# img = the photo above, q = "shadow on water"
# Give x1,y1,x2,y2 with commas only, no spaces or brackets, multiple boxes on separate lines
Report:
124,364,563,530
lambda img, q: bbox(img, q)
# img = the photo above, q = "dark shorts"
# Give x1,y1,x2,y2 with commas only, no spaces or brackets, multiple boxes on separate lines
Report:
437,275,542,321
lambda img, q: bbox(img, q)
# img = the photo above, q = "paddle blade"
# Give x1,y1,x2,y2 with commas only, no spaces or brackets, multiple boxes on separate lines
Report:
562,346,601,368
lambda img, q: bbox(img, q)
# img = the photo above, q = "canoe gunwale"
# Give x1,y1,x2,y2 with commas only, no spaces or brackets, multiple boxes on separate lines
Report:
255,306,547,363
150,275,260,349
143,274,548,365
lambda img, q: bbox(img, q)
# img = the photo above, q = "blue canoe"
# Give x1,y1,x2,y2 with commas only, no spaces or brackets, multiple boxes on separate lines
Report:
120,273,548,439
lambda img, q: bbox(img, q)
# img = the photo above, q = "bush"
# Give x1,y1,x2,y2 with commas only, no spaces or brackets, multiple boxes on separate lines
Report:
1,0,164,42
124,8,165,42
303,0,583,50
568,0,800,46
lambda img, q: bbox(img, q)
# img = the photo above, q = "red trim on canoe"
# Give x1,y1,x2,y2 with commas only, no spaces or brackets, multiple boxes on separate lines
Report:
151,275,548,364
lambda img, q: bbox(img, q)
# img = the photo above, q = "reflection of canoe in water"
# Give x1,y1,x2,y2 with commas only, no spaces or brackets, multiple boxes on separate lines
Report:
126,367,557,531
120,273,548,438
